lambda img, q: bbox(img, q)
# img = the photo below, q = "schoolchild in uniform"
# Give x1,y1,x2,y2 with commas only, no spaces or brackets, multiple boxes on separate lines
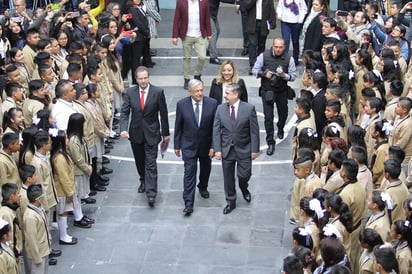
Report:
365,190,392,242
293,157,323,204
338,159,367,273
300,197,323,263
384,80,403,123
23,184,52,273
358,228,384,274
388,97,412,169
324,83,350,130
0,133,21,187
67,113,94,204
390,220,412,274
322,149,346,194
290,148,316,225
0,183,22,268
348,146,373,203
324,193,352,265
18,165,37,216
0,218,19,274
370,119,390,188
324,99,347,142
383,159,409,223
292,98,316,160
364,97,383,166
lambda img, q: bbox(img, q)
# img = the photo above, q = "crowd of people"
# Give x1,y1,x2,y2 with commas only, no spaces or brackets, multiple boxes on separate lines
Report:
0,0,165,272
0,0,412,273
277,0,412,272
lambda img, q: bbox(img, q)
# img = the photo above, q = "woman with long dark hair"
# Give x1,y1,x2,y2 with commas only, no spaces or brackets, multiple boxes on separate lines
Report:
101,34,124,111
51,130,93,236
2,107,24,135
67,113,94,205
324,194,352,258
19,126,38,166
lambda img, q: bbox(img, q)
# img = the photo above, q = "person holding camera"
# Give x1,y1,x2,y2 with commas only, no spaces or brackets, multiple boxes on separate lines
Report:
252,37,296,156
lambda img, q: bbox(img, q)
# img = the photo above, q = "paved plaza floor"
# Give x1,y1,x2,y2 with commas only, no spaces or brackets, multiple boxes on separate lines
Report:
49,5,299,274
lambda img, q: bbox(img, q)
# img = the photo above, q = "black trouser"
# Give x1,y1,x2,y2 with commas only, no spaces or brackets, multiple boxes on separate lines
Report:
182,154,211,207
121,44,133,80
261,89,288,144
130,141,158,198
248,20,268,67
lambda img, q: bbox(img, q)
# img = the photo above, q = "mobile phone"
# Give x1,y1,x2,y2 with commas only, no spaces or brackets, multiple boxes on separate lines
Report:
123,30,133,37
10,17,23,23
71,11,80,17
126,13,132,19
337,10,349,16
51,3,61,10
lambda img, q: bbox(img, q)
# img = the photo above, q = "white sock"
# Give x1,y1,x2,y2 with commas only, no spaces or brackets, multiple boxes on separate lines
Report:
73,206,83,222
57,216,71,242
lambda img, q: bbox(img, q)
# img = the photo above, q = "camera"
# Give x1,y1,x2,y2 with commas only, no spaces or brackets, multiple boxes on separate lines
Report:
337,10,349,16
270,74,280,87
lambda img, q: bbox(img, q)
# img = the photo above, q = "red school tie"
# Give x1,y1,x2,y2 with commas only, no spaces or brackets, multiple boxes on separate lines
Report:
140,90,145,110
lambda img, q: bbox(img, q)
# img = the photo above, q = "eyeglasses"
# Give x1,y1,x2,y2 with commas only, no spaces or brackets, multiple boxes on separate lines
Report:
112,8,120,10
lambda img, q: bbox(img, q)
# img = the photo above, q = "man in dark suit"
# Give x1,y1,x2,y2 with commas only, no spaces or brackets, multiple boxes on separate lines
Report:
174,79,218,215
243,0,276,74
310,70,327,142
213,83,260,214
120,66,170,207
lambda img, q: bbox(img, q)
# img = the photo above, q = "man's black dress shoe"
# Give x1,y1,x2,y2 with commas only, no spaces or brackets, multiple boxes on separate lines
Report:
59,237,78,245
194,75,201,81
91,184,106,191
50,249,62,257
98,180,109,186
209,57,222,65
183,207,193,215
104,149,110,154
223,203,236,214
138,183,145,193
102,157,110,165
89,190,97,196
241,189,251,203
146,62,156,68
277,131,284,139
109,135,120,140
81,197,96,204
207,50,223,57
266,144,275,156
98,174,110,182
241,48,249,56
199,189,209,199
100,167,113,175
83,215,95,224
148,197,155,207
48,258,57,265
106,139,115,144
74,218,92,228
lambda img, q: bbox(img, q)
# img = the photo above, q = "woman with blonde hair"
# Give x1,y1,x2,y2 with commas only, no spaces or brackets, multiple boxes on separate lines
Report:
209,60,248,104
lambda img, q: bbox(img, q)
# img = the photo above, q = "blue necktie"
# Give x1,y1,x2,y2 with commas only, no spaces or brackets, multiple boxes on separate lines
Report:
194,102,200,126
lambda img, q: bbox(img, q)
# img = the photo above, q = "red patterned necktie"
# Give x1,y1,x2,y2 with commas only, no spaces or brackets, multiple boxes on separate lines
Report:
140,90,145,110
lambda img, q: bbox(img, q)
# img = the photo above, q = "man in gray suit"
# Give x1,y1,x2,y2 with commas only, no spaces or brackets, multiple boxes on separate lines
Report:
213,83,260,214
